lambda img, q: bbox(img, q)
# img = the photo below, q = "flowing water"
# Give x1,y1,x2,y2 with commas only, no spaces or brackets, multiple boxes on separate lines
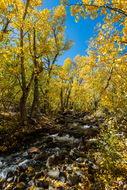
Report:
0,122,99,179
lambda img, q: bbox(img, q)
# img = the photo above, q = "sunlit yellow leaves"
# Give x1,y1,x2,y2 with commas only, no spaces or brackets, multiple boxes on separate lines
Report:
30,0,43,7
122,18,127,42
63,0,127,53
55,181,64,188
53,5,66,20
68,18,127,112
63,58,72,73
0,0,15,9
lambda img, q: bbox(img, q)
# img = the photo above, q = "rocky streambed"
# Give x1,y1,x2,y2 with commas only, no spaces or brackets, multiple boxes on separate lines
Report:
0,115,102,190
0,115,126,190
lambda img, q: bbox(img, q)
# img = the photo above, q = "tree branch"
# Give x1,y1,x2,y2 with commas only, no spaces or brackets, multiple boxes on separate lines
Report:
68,3,127,17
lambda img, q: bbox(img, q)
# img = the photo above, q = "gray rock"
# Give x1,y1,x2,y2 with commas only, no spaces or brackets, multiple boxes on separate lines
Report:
67,174,80,186
47,170,60,179
46,155,55,167
22,151,28,157
0,161,2,168
7,177,13,182
76,157,84,163
34,153,46,161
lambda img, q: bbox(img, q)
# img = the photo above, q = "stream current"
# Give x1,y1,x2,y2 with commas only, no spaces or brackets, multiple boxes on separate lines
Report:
0,123,98,179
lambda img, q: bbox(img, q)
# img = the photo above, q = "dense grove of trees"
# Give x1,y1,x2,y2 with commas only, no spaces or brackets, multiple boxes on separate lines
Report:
0,0,127,124
0,1,127,189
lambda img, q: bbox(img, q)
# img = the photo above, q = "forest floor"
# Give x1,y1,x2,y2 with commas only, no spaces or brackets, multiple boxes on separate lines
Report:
0,112,127,190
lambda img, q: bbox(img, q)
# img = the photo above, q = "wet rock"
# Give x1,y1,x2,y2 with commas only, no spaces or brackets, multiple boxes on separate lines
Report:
34,153,46,161
46,155,56,167
54,135,79,145
76,157,84,163
0,161,2,168
67,174,80,186
46,152,65,167
47,169,60,179
7,177,13,182
27,147,40,154
22,151,28,157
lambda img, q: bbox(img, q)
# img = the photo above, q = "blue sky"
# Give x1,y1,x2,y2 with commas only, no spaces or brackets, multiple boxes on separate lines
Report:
42,0,104,65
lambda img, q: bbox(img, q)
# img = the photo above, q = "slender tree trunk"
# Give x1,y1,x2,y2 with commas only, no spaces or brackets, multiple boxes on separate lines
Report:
20,28,34,124
43,88,50,114
43,69,50,114
60,87,64,112
31,28,40,118
20,27,27,124
19,0,31,124
31,76,40,117
66,88,71,110
20,91,27,123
